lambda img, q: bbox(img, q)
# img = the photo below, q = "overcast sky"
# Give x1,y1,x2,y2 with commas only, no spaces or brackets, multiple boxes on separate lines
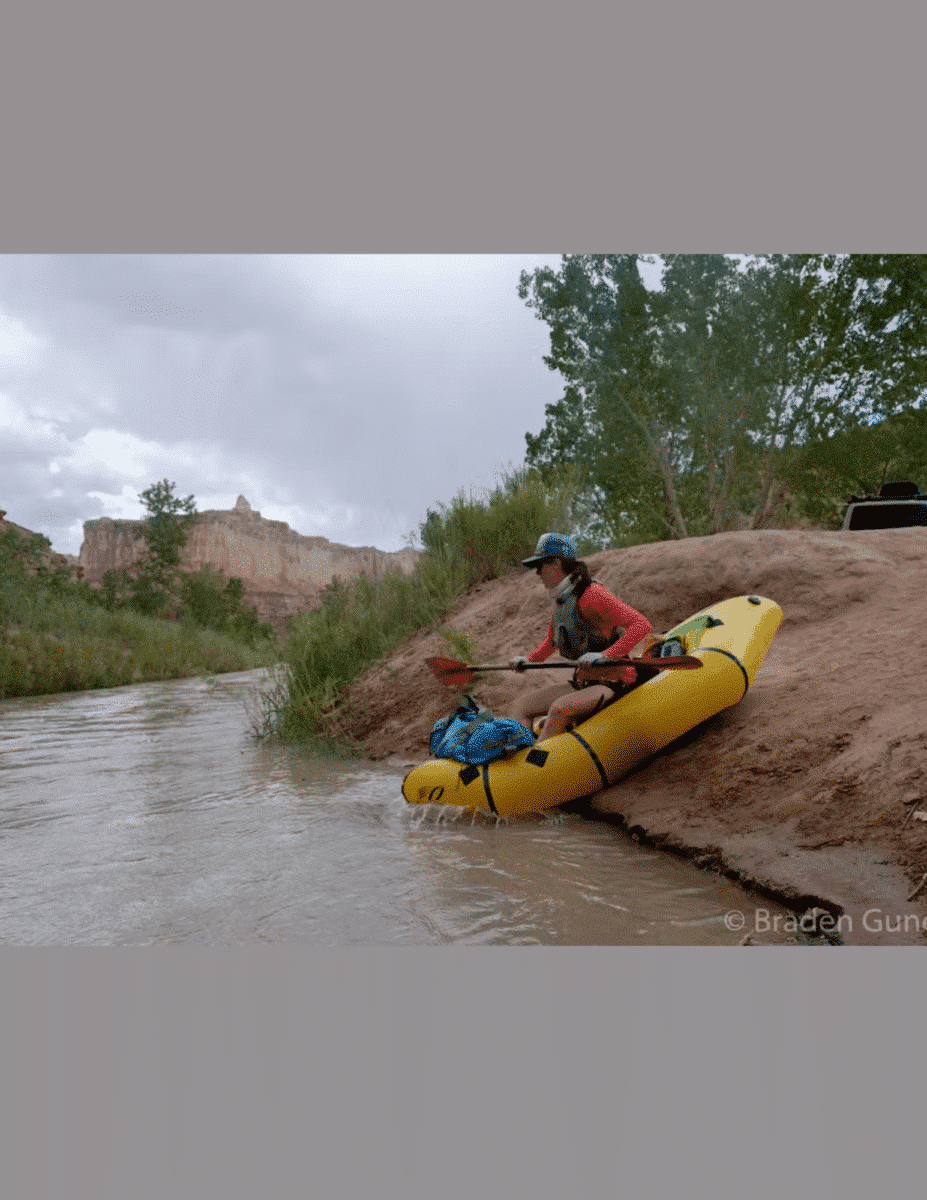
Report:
1,253,633,556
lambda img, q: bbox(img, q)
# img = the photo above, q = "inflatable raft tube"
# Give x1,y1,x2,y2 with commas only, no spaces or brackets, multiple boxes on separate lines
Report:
402,594,783,818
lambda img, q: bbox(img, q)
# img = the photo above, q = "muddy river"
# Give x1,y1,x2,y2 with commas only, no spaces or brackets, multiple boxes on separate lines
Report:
0,670,798,945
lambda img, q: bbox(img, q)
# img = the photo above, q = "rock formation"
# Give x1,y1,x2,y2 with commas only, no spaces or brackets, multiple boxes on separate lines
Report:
77,498,419,630
1,509,80,574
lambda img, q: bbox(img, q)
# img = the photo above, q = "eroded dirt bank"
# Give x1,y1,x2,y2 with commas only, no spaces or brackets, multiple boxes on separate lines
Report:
322,528,927,942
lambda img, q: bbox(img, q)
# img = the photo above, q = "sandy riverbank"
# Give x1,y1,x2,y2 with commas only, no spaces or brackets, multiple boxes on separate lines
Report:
322,527,927,943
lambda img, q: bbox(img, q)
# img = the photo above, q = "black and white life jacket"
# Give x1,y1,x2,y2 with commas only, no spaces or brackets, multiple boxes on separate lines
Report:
552,574,623,661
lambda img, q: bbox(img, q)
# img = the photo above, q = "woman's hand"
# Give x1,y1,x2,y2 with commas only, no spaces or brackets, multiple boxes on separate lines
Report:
510,655,529,672
577,652,608,666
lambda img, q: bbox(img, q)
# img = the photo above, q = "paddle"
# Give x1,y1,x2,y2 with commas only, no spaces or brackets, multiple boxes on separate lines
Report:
426,652,703,688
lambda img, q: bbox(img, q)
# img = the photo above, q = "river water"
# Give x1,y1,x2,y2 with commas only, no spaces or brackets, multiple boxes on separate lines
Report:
1,669,797,945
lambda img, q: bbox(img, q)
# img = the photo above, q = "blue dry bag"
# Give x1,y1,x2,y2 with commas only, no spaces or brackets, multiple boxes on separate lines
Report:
430,696,535,765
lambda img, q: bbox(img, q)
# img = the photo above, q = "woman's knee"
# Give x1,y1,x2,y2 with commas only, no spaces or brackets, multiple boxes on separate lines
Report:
546,693,575,719
511,683,571,718
550,686,609,721
546,694,587,725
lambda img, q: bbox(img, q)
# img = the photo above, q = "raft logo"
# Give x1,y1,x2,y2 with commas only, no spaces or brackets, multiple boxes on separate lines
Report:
724,908,927,936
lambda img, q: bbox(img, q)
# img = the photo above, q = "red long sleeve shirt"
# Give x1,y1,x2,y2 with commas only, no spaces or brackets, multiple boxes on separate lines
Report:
527,582,652,683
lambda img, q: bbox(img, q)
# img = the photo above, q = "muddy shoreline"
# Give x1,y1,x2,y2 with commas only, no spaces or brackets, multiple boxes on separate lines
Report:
323,528,927,945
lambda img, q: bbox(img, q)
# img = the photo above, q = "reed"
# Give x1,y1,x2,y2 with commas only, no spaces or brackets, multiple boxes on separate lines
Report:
262,464,583,741
265,569,454,741
418,463,581,586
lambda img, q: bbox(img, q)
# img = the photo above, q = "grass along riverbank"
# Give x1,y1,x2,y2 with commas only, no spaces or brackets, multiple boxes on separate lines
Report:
1,524,277,700
2,601,276,698
258,466,583,742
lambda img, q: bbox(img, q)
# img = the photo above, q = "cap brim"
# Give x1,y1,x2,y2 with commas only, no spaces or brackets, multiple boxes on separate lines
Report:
521,555,544,567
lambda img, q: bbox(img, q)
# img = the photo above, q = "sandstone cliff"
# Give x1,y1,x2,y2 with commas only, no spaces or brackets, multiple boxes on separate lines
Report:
77,496,419,630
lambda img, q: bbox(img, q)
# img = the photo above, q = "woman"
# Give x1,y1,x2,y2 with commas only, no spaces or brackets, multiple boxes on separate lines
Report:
508,532,652,743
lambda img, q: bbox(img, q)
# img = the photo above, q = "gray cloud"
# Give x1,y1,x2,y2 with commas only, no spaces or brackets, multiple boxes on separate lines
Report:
0,254,565,554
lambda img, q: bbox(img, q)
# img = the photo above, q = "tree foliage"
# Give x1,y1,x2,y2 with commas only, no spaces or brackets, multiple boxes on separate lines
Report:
97,480,274,646
137,478,197,569
520,254,680,544
180,565,275,646
418,463,586,587
519,254,927,544
777,406,927,527
832,254,927,412
130,478,198,612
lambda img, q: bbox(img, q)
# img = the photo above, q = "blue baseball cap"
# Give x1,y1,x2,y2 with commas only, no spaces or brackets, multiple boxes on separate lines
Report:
521,532,578,566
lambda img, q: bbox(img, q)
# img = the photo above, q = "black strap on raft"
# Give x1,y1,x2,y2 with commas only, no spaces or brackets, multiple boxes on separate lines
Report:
701,647,749,697
480,764,497,814
457,763,498,813
568,729,610,790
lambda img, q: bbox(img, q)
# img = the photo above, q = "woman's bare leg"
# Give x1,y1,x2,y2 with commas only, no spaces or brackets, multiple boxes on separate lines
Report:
508,683,573,730
536,685,614,742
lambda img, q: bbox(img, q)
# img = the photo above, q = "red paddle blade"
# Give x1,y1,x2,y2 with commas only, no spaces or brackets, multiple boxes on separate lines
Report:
426,656,475,687
426,656,469,672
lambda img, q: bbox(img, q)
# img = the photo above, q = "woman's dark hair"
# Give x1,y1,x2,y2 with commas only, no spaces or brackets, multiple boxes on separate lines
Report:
557,558,592,587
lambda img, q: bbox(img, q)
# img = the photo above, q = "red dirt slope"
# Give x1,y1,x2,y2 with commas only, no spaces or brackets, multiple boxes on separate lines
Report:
323,528,927,942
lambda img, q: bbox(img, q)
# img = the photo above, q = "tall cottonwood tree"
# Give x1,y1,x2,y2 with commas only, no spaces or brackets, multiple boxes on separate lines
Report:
654,254,773,533
520,253,775,541
520,253,927,543
520,254,691,544
734,254,927,527
138,479,197,572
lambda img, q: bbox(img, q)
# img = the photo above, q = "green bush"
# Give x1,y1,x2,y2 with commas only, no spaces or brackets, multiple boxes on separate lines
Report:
0,600,276,699
179,565,277,647
1,525,54,587
98,569,136,611
0,528,277,699
261,464,584,741
269,570,452,739
418,463,583,586
99,560,276,650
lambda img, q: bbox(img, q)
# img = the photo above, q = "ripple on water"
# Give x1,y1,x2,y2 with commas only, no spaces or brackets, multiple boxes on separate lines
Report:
1,669,799,945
